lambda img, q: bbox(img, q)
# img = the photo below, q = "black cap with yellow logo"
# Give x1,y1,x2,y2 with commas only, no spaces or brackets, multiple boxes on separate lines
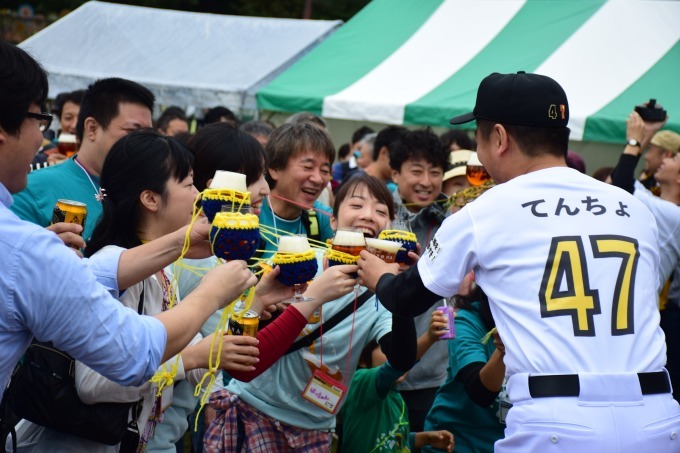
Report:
450,71,569,128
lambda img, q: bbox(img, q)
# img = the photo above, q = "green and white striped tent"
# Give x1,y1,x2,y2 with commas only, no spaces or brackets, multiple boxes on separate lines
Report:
258,0,680,144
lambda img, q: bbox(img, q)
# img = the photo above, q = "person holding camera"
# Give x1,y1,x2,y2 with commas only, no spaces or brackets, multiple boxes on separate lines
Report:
610,104,680,403
624,100,680,194
611,105,680,287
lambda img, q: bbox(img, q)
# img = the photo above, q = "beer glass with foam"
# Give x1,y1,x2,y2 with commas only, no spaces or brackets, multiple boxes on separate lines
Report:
379,220,418,266
329,228,365,285
57,133,78,157
330,228,366,258
365,238,402,263
466,151,491,186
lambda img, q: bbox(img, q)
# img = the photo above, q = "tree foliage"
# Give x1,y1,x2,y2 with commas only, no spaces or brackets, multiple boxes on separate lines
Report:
3,0,370,22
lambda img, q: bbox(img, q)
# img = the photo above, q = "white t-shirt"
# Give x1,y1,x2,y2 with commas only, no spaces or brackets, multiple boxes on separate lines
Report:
633,180,680,290
227,288,392,430
419,167,666,378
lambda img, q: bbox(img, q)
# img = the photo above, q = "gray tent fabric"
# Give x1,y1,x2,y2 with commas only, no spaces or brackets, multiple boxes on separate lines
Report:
19,1,341,110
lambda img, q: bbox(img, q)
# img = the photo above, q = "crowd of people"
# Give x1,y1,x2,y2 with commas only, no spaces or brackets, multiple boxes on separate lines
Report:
2,37,680,453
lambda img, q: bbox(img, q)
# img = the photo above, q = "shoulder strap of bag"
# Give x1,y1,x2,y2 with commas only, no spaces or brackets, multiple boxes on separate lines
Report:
118,284,147,453
137,282,145,315
300,209,321,242
285,290,374,355
0,382,19,453
0,284,148,452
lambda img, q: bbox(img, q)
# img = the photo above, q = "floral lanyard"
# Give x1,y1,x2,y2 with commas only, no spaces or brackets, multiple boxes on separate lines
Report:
136,270,173,452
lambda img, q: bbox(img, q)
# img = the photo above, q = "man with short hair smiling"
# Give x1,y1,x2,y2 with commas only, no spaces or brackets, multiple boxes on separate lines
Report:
11,77,154,241
260,122,336,257
389,127,450,435
390,129,448,219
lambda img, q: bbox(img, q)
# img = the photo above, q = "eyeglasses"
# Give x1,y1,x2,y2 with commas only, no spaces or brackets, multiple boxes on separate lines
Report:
25,112,53,132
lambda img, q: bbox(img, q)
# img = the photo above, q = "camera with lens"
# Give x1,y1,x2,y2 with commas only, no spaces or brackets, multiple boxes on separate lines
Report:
635,99,667,122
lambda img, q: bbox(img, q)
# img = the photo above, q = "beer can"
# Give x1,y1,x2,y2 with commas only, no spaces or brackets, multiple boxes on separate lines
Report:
309,306,321,324
229,310,259,337
438,305,456,340
51,199,87,232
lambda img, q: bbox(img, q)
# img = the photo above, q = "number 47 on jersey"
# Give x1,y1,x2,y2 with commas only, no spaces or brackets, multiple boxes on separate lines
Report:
539,235,639,337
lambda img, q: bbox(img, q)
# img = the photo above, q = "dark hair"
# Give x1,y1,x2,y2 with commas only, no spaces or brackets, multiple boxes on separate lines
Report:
440,129,472,152
453,285,494,331
85,129,194,257
0,40,49,135
358,339,380,368
190,123,267,192
333,173,395,220
592,166,613,182
156,106,187,133
374,125,408,161
172,131,193,148
476,119,570,158
337,143,351,160
75,78,154,142
266,122,335,188
52,90,85,118
204,106,238,126
285,111,327,129
351,125,375,146
566,150,586,174
240,120,273,140
389,128,447,172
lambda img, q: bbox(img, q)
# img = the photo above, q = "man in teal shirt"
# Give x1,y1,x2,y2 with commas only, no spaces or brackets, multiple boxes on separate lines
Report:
259,122,336,257
11,77,154,241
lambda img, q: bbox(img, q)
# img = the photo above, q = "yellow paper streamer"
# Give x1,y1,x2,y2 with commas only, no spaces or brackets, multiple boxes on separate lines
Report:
481,327,497,345
192,288,256,431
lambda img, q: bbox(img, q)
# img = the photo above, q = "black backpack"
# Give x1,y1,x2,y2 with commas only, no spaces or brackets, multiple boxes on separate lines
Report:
0,286,147,452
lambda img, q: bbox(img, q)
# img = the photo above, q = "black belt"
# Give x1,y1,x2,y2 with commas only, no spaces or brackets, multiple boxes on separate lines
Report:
528,371,670,398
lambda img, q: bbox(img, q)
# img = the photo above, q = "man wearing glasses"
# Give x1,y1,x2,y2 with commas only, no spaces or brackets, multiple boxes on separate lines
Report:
25,112,53,132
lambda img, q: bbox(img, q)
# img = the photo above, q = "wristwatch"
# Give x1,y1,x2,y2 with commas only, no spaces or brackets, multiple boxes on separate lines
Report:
627,138,641,147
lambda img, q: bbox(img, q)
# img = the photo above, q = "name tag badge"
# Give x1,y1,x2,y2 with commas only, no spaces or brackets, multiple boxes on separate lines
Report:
395,432,404,448
498,400,512,424
302,369,347,414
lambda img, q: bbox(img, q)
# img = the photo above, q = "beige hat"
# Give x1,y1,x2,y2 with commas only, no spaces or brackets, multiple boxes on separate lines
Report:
651,130,680,154
443,150,472,182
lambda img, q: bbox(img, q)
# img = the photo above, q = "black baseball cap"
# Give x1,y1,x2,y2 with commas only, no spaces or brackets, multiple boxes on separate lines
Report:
450,71,569,128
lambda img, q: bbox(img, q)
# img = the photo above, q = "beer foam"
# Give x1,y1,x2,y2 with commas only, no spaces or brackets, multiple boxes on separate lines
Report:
366,238,402,254
58,133,77,144
332,229,366,246
278,235,311,253
209,171,247,192
467,151,482,167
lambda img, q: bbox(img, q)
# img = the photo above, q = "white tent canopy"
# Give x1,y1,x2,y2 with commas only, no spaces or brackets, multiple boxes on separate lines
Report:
19,1,341,111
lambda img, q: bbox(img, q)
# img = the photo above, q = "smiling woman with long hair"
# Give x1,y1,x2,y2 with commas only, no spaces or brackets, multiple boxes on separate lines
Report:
204,174,423,452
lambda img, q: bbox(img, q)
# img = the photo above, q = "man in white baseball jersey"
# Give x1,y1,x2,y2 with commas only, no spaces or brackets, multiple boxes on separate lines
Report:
358,72,680,452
